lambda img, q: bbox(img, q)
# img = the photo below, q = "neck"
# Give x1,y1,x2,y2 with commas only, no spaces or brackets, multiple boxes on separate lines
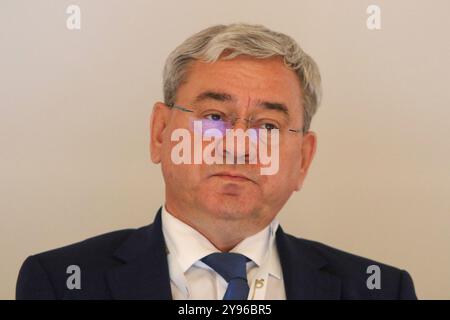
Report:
164,202,269,252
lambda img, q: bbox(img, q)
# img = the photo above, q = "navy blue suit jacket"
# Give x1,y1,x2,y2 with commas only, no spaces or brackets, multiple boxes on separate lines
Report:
16,207,417,299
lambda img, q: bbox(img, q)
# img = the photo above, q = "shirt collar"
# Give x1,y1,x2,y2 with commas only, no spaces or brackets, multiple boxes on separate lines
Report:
161,205,280,278
162,205,217,273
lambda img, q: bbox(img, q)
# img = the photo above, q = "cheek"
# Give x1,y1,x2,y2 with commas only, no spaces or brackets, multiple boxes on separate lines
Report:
160,134,206,189
254,175,293,212
280,146,302,177
160,140,192,186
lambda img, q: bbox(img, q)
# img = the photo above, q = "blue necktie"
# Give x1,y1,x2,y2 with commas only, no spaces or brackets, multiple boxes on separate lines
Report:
201,252,250,300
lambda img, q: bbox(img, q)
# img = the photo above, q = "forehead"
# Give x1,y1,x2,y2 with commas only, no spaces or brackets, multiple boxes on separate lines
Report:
178,55,303,110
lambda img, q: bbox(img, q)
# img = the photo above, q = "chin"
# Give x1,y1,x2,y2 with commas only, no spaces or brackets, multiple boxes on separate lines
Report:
199,193,260,221
192,177,262,217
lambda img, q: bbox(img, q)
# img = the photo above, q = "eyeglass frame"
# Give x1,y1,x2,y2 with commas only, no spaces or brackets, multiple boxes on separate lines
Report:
165,103,305,135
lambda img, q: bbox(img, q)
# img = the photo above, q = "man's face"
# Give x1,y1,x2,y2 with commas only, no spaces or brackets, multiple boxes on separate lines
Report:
151,55,316,232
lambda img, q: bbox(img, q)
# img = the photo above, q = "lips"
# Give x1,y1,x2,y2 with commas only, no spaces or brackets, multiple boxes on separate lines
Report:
212,171,253,182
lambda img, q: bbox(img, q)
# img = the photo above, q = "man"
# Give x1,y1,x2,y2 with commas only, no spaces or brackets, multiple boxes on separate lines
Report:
16,23,417,300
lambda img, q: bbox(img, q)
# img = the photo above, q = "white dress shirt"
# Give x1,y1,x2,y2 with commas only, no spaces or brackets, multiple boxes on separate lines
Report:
161,205,286,300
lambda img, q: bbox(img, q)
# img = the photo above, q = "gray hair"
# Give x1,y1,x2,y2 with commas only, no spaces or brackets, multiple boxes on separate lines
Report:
163,23,322,132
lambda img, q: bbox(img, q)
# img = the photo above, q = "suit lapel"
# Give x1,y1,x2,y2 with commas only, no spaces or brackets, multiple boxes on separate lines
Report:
276,227,342,299
106,207,172,299
106,208,341,300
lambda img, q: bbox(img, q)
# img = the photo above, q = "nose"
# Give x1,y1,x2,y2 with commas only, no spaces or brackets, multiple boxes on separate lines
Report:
220,118,257,164
232,117,251,130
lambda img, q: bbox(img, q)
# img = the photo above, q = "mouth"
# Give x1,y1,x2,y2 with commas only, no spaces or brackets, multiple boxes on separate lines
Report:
211,171,253,183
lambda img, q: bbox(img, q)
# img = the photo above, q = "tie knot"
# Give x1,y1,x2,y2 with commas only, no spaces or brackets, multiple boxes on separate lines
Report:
201,252,248,282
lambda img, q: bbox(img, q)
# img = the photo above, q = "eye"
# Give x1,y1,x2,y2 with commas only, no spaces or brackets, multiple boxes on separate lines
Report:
205,113,223,121
260,122,279,131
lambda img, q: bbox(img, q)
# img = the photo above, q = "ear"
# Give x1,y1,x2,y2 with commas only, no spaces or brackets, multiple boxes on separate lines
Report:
294,131,317,191
150,102,170,164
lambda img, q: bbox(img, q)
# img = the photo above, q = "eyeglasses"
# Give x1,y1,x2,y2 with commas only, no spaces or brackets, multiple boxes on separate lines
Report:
166,103,305,137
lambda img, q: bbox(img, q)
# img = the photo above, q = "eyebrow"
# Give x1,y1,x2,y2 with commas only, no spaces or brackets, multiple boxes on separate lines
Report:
193,91,235,104
256,100,290,117
192,90,290,117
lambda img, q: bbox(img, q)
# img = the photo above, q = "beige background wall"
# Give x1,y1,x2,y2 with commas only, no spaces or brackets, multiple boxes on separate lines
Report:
1,0,449,299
